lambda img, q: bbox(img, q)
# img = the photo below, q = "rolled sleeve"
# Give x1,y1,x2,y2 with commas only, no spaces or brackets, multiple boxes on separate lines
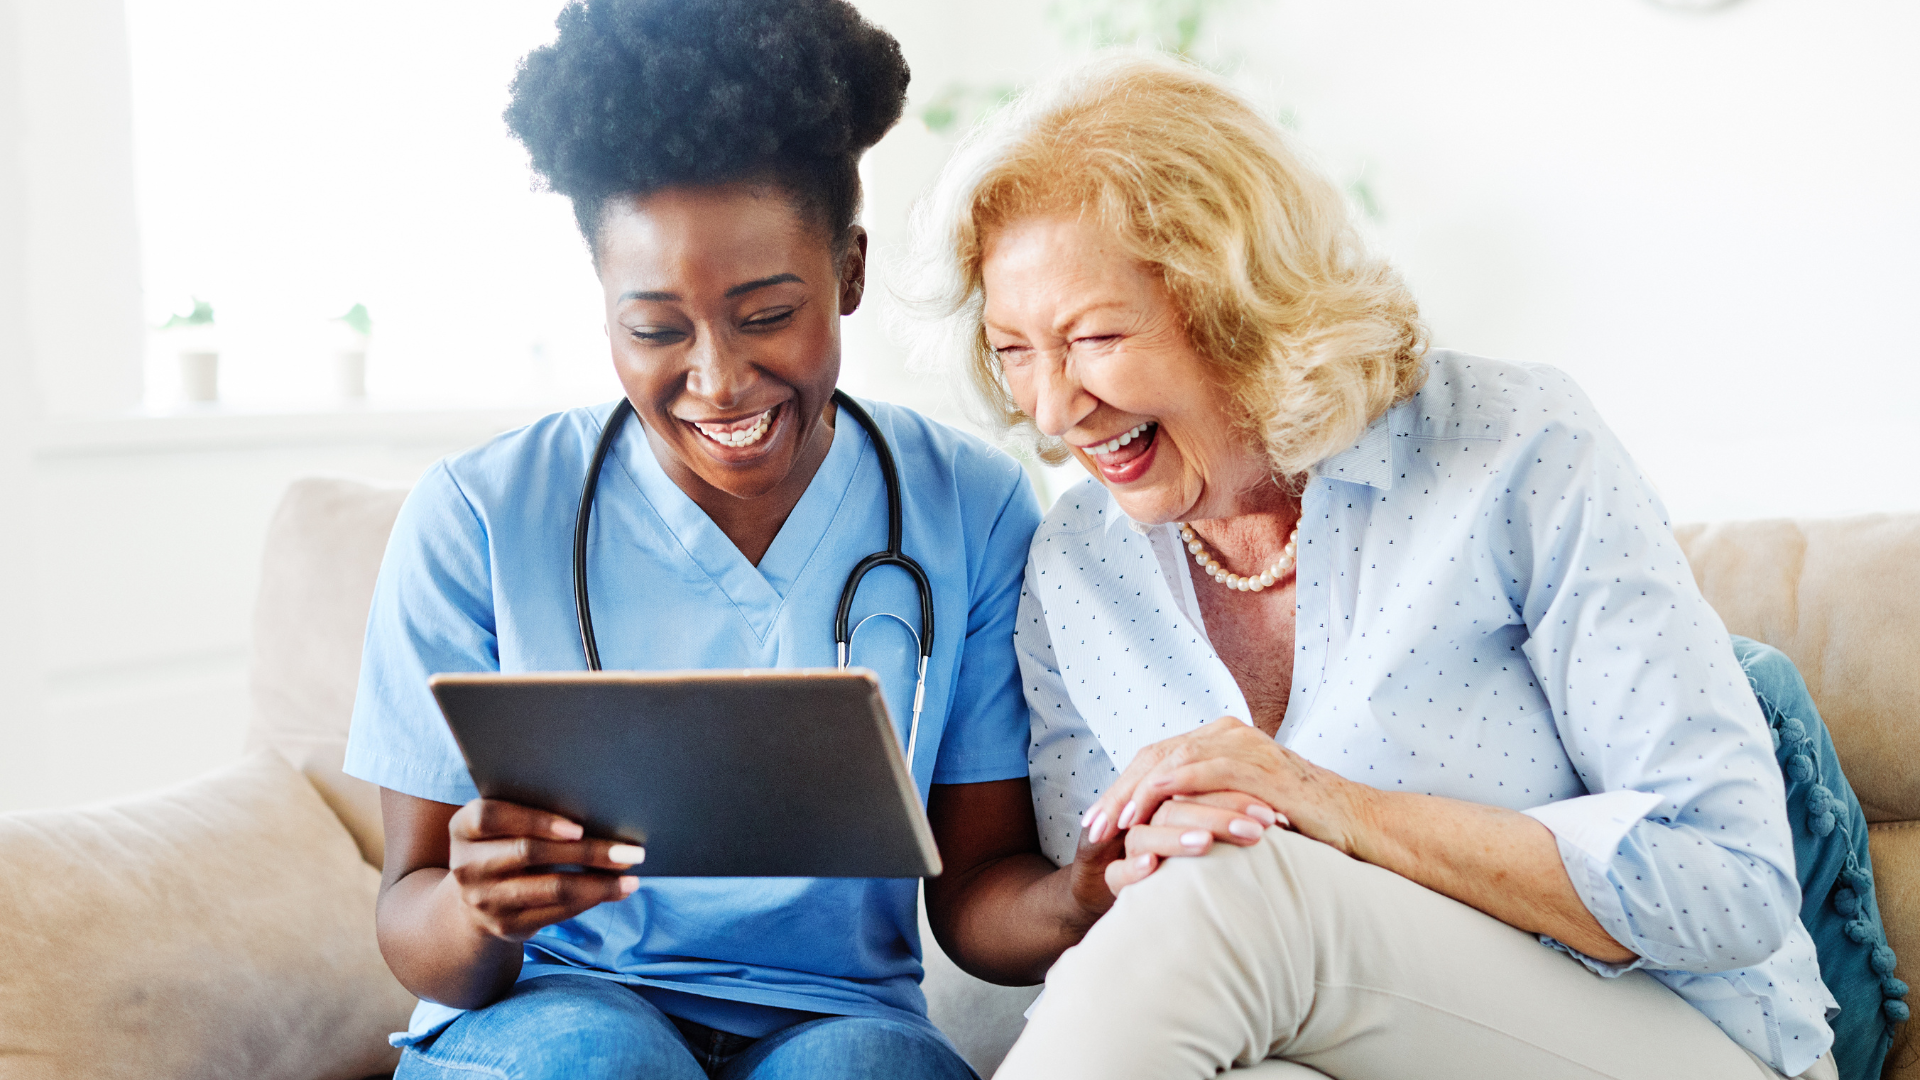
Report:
1526,790,1659,973
1504,388,1801,975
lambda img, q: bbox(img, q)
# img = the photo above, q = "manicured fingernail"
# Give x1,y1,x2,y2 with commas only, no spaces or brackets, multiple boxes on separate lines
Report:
552,820,584,840
1246,804,1277,826
1085,809,1106,839
1118,801,1138,829
618,876,639,895
1228,819,1262,840
1181,830,1210,850
1134,853,1153,870
608,844,646,865
1275,812,1291,829
1080,805,1096,828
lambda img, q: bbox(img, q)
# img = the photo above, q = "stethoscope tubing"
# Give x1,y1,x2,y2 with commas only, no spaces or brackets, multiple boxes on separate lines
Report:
572,390,935,769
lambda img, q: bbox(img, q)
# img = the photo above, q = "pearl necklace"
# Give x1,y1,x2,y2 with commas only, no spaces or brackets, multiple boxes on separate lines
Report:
1179,522,1299,593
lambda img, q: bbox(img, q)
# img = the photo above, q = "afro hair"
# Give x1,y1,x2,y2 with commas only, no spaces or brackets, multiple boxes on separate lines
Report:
505,0,910,251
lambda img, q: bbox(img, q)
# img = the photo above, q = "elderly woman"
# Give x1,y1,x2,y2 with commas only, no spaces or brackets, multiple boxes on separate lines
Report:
907,55,1838,1080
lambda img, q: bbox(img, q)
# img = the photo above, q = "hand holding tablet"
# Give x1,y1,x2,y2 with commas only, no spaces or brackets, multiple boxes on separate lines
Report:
439,797,647,943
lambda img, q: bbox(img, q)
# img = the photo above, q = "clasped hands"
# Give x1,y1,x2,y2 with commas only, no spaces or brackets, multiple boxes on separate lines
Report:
1067,715,1374,916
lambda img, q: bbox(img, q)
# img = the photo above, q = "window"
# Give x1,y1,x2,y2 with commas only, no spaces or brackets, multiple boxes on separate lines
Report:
127,0,617,409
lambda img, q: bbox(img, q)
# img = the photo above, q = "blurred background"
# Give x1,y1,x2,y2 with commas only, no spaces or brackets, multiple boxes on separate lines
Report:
1,0,1914,813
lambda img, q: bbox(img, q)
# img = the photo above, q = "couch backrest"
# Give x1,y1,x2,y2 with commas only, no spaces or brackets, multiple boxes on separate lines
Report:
1674,514,1920,823
249,477,408,867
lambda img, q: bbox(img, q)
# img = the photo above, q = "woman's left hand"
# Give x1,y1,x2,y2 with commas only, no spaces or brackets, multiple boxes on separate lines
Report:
1086,716,1377,893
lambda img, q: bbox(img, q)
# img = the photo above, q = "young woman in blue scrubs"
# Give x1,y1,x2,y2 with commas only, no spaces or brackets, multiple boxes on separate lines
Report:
341,1,1183,1077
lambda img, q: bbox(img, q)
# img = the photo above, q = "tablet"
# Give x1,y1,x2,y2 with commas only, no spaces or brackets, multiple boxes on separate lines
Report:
429,669,941,879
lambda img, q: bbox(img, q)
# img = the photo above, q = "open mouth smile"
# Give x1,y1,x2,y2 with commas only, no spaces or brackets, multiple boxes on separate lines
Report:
1089,421,1154,455
1081,421,1159,484
688,405,777,449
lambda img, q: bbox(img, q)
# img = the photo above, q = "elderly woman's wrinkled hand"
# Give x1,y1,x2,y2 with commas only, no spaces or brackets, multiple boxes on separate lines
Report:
1087,717,1375,893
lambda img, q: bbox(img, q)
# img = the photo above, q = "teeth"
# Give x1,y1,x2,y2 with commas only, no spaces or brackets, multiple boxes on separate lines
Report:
1093,421,1154,455
694,408,773,448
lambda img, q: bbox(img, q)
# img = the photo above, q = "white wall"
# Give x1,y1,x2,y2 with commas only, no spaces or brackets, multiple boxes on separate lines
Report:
0,0,50,806
1178,0,1918,521
13,0,143,417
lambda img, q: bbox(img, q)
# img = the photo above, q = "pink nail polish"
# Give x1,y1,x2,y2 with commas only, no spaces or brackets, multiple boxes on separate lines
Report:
1085,809,1107,839
1118,800,1138,829
1181,830,1209,850
618,876,639,895
1247,804,1277,826
1228,819,1262,840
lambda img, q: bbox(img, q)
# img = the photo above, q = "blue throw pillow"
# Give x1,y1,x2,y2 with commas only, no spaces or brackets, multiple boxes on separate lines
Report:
1732,636,1908,1080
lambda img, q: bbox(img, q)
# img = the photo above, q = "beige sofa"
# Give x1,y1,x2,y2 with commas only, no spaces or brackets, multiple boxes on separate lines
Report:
0,477,1913,1079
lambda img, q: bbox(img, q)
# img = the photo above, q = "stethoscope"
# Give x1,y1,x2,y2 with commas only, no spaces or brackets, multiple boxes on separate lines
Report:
572,389,936,771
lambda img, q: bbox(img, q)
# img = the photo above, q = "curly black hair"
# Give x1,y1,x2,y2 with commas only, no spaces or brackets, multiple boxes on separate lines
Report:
506,0,910,254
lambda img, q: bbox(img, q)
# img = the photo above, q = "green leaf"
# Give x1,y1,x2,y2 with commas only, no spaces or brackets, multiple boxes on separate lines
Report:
160,297,214,330
335,302,373,337
919,82,1022,137
1346,177,1383,222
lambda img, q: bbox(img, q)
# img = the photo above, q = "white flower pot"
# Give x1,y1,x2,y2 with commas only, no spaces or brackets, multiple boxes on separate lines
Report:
333,348,368,400
179,350,219,403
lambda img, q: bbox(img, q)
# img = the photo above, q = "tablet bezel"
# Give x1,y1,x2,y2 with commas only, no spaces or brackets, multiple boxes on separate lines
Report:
428,668,941,879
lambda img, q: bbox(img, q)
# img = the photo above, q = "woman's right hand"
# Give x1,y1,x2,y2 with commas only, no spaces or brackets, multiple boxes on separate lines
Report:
446,798,646,943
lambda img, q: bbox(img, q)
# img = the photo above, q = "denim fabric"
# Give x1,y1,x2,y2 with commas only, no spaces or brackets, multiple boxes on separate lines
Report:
395,974,978,1080
1734,637,1907,1080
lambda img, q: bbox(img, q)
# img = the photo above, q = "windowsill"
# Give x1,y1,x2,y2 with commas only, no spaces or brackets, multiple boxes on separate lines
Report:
33,400,562,459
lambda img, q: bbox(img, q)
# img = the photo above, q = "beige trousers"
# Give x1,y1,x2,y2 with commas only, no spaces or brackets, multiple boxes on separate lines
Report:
997,829,1837,1080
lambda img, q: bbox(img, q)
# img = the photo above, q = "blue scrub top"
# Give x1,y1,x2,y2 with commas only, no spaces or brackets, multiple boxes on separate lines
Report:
343,396,1040,1045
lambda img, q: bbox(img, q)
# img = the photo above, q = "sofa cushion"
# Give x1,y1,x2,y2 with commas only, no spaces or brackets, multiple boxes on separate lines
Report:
1675,514,1920,823
0,749,416,1080
250,476,409,868
1870,823,1920,1080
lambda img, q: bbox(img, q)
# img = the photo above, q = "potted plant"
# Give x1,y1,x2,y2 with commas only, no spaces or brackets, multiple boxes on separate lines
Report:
161,298,218,404
331,303,372,400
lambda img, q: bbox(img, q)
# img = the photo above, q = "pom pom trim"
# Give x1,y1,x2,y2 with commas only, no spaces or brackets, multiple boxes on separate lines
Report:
1767,706,1909,1032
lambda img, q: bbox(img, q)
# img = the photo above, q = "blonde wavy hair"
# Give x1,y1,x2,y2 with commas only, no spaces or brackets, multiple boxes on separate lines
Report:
900,52,1428,478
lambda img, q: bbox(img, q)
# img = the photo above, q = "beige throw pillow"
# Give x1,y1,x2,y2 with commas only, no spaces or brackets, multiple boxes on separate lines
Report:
0,749,415,1080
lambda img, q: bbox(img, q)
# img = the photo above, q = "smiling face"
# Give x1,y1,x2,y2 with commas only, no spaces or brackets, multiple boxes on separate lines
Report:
981,214,1272,525
595,182,862,515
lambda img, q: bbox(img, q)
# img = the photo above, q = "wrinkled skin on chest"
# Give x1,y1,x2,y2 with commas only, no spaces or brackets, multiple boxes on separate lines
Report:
1195,577,1298,736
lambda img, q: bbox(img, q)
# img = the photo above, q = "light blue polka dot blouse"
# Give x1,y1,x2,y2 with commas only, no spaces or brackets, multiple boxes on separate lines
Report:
1016,350,1836,1076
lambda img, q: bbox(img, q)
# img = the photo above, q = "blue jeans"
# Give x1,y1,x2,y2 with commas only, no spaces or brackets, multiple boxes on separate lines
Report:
395,974,978,1080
